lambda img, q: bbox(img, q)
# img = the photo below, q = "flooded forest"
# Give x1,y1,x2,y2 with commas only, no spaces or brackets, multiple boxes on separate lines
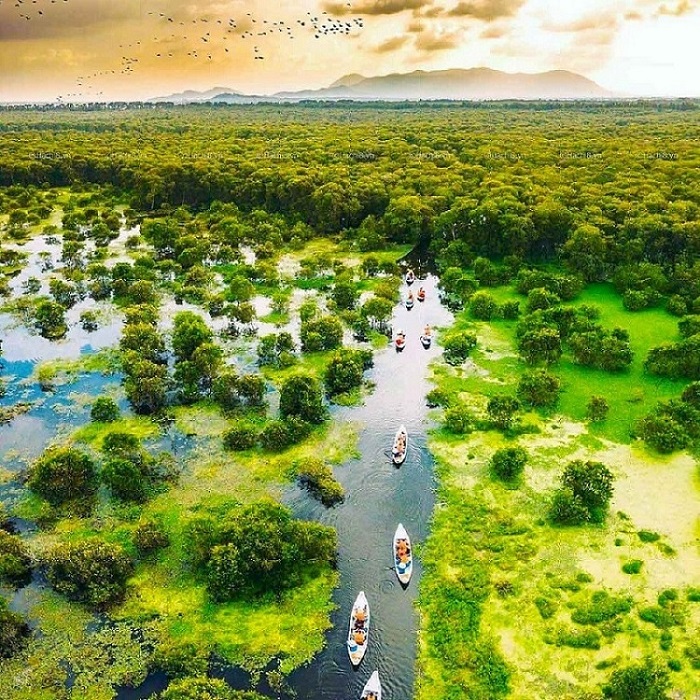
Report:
0,102,699,700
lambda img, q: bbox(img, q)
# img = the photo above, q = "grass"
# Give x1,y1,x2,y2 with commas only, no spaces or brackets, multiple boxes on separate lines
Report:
34,349,122,388
418,281,700,700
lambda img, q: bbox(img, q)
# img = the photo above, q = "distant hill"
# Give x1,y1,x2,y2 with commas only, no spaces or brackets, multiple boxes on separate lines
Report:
148,87,241,103
149,68,613,104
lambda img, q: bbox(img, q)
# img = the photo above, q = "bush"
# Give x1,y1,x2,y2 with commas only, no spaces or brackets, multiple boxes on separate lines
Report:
134,519,170,556
571,591,632,625
0,531,32,588
300,316,343,352
526,287,561,313
587,395,610,422
443,405,475,435
28,446,98,507
678,315,700,339
561,460,614,516
279,374,327,424
517,369,561,407
553,627,601,650
324,348,371,397
487,395,521,431
491,447,528,482
46,538,134,608
297,459,345,506
0,598,30,660
442,331,478,365
204,502,336,601
90,396,120,423
534,596,557,619
602,659,670,700
102,458,148,502
222,423,258,452
666,295,688,317
637,414,690,453
259,417,311,452
469,291,499,320
157,676,266,700
623,560,644,575
549,489,590,526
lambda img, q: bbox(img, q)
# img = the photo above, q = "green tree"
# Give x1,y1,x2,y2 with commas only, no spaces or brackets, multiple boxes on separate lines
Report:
443,331,478,365
46,538,134,608
172,311,213,362
90,396,120,423
28,446,97,507
279,374,326,424
517,326,562,365
470,291,499,320
33,299,68,339
332,278,359,311
124,360,168,415
0,531,32,588
491,447,528,482
324,348,370,397
0,599,30,660
517,369,561,407
602,659,670,700
561,460,615,522
157,675,266,700
487,396,521,431
101,458,148,502
587,396,610,422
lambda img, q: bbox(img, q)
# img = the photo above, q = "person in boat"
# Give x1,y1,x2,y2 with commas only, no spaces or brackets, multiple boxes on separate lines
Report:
423,324,432,337
417,287,425,300
365,693,377,700
353,628,366,646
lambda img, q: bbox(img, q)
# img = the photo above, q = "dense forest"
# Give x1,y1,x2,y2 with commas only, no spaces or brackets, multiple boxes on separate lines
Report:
0,103,699,700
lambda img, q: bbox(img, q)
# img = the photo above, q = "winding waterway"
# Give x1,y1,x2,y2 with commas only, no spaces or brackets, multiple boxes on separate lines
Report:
286,256,452,700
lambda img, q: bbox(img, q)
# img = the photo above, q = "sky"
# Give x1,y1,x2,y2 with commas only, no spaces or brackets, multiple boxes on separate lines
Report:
0,0,699,102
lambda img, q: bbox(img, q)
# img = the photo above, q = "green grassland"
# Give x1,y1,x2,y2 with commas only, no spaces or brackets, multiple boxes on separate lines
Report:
418,284,700,699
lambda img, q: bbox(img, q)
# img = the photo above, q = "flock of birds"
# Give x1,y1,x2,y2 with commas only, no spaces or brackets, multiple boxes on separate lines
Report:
0,0,366,101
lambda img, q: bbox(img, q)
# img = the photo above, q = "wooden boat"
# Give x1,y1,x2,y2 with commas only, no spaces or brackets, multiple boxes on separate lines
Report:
405,270,415,285
393,523,413,586
394,331,406,351
417,288,426,302
392,425,408,465
360,670,382,700
347,591,370,667
420,334,432,349
405,295,414,310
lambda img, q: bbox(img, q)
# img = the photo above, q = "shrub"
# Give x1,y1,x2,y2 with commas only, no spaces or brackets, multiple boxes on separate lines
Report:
638,530,660,543
222,423,258,452
443,405,475,435
517,369,561,407
490,447,528,482
279,374,326,424
549,489,591,526
526,287,561,313
587,395,610,422
324,348,370,397
571,591,632,625
0,531,32,588
442,331,478,365
157,675,266,700
300,315,343,352
666,295,687,317
28,446,98,507
562,460,614,515
204,502,336,601
487,395,521,431
678,316,700,339
602,659,671,700
469,291,499,320
623,560,644,575
134,519,170,556
297,459,345,506
46,538,134,608
637,414,690,453
90,396,120,423
534,596,557,619
259,418,311,452
0,599,30,660
553,626,601,650
102,458,148,502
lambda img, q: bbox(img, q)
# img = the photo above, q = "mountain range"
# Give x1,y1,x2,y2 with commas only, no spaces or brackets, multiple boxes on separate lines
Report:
149,68,613,103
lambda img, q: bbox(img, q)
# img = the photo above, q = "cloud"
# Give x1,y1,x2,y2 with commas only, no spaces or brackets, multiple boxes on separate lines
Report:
542,13,619,34
374,35,410,52
657,0,697,15
323,0,432,16
447,0,526,21
480,24,509,39
414,27,462,51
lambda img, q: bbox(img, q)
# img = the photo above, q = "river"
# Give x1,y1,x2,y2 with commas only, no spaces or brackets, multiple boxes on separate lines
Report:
286,257,452,700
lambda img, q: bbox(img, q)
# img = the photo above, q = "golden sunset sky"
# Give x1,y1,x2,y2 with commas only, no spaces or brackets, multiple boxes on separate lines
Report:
0,0,699,102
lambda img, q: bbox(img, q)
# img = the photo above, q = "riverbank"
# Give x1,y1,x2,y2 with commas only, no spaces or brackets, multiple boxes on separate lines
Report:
417,284,700,699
